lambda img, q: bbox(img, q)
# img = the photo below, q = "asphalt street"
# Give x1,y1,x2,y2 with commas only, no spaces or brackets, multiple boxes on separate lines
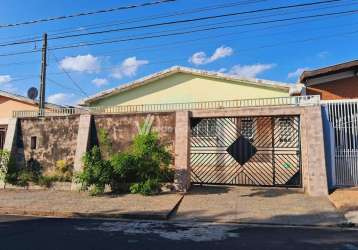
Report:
0,215,357,250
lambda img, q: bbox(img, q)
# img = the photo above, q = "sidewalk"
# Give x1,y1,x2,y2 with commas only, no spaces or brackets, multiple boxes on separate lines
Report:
0,187,351,227
329,187,358,225
174,186,348,227
0,189,183,220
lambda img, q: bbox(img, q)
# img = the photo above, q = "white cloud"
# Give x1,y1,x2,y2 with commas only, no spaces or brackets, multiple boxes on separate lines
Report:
227,63,275,78
47,93,78,105
288,67,309,79
0,75,16,92
59,54,101,73
0,75,11,84
189,46,233,65
317,51,329,59
111,57,148,79
92,78,108,87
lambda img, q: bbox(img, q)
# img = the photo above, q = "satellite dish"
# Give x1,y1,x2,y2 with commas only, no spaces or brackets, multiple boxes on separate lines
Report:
27,87,38,100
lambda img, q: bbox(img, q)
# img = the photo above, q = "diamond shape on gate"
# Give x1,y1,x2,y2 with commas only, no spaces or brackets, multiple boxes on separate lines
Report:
226,136,257,165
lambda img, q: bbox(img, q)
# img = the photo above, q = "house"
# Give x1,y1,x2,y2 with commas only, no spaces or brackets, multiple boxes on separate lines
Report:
80,66,307,188
300,60,358,100
0,90,60,149
301,61,358,187
81,66,300,107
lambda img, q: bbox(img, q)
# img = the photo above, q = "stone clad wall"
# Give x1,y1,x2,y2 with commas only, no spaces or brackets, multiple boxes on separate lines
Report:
15,116,80,172
92,112,176,155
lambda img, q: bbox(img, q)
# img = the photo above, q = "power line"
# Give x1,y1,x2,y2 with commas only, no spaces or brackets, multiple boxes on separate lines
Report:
50,52,89,97
47,77,87,97
0,6,356,57
0,0,176,29
48,8,358,51
47,0,345,40
0,0,344,47
1,7,355,68
45,24,358,77
46,0,269,37
0,0,267,44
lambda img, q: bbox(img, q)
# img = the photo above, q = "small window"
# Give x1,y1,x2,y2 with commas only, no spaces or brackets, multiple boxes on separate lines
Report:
241,118,254,141
192,119,217,137
30,136,37,150
0,127,6,150
278,118,293,143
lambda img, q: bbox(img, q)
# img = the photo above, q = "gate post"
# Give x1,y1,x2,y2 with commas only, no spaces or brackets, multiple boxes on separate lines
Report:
72,114,92,190
174,111,191,192
301,106,329,196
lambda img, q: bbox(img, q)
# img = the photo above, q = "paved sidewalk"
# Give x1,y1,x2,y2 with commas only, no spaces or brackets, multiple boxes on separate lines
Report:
330,188,358,225
0,189,183,220
174,186,347,226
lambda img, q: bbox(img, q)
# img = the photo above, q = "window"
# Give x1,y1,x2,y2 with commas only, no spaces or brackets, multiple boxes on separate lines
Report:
241,118,254,141
0,127,6,150
192,119,217,137
278,118,293,143
30,136,37,150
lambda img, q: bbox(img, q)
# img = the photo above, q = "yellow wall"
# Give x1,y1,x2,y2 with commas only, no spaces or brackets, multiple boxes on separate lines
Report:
91,73,289,107
0,96,38,122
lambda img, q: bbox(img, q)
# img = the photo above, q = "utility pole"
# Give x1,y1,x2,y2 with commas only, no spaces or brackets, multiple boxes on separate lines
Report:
39,33,47,116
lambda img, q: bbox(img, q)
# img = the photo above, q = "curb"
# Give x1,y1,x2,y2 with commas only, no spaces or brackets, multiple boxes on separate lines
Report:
0,208,168,220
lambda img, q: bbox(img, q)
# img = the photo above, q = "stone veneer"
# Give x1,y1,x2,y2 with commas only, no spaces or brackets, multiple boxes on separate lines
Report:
14,116,80,172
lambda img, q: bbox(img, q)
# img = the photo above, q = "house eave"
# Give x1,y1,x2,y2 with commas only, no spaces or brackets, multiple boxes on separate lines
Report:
81,66,292,106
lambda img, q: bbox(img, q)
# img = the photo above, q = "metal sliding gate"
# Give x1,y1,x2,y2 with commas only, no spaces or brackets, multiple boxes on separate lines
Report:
324,100,358,186
190,116,302,187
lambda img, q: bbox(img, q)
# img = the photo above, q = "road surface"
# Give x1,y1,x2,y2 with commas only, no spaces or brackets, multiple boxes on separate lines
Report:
0,215,357,250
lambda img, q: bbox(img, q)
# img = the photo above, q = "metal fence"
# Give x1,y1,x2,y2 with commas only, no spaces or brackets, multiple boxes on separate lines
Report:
322,99,358,186
13,95,320,118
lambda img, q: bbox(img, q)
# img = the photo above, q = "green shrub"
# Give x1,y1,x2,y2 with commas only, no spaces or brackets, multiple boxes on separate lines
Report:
129,179,161,196
130,132,172,180
0,150,10,182
110,131,172,195
44,160,74,182
75,146,112,195
98,128,113,160
110,152,137,192
88,185,105,196
77,129,173,196
37,175,56,188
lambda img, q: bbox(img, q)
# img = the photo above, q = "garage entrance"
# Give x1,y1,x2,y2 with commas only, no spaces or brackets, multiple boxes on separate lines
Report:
190,116,302,187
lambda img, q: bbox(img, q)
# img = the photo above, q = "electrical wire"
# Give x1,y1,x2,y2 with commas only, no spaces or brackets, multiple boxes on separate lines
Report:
0,0,176,29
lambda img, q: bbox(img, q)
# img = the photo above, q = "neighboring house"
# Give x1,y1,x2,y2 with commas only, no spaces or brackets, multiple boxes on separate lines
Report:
0,90,60,149
300,60,358,100
81,66,299,107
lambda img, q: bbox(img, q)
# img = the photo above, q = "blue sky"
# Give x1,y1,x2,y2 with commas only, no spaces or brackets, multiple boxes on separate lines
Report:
0,0,357,105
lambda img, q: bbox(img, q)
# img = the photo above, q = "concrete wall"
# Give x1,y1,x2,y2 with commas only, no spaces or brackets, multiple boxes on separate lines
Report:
90,73,289,107
92,112,175,155
306,76,358,100
10,113,176,174
14,116,80,172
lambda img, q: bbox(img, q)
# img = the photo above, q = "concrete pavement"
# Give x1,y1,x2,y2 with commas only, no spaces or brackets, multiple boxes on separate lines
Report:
0,186,351,227
175,185,347,226
0,189,183,220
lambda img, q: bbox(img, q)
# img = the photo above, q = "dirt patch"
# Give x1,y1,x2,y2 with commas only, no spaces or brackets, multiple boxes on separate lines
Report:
329,188,358,212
